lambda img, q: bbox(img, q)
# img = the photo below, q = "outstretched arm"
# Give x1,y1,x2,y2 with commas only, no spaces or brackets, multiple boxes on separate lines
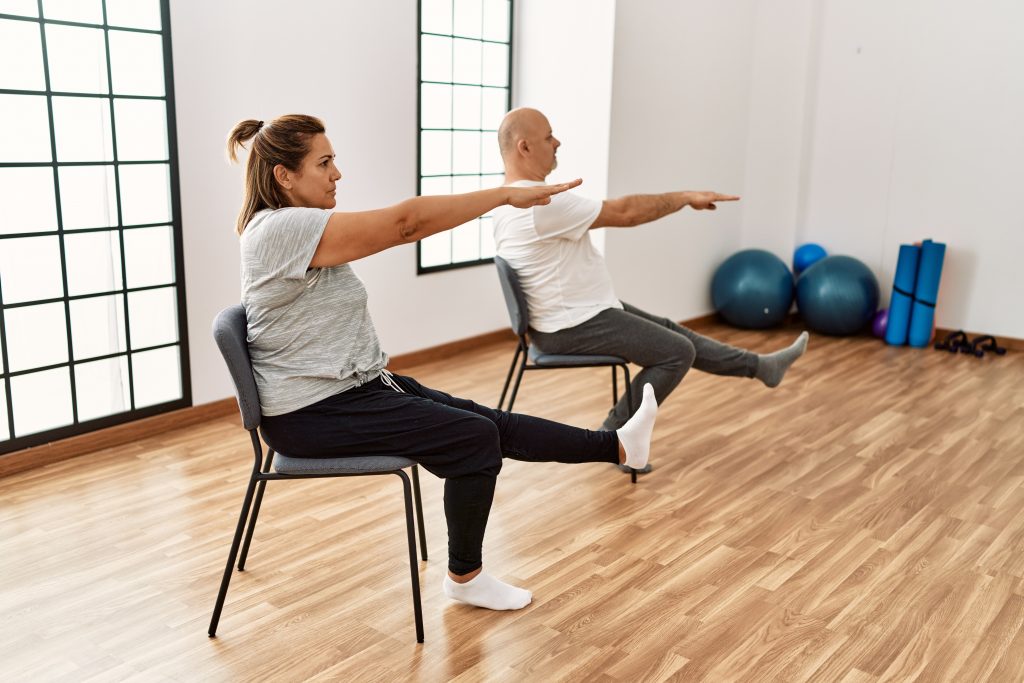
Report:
310,179,582,267
591,190,739,229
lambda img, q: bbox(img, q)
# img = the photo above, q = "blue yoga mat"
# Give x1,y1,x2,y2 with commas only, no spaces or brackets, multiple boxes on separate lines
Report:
908,239,946,347
884,244,920,346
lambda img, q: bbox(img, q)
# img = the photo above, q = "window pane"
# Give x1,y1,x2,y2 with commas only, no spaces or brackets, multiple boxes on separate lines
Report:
481,131,502,173
75,356,130,421
421,0,452,34
420,131,451,176
59,165,118,229
70,295,127,360
52,96,114,162
452,85,481,129
124,225,174,288
109,30,165,97
0,94,52,163
0,168,56,235
452,175,480,194
114,98,168,161
0,235,64,304
119,163,171,225
482,0,510,42
45,24,108,94
453,38,482,84
128,286,178,349
452,131,481,174
0,381,8,442
452,219,480,263
479,174,503,190
482,87,508,130
132,345,181,408
0,1,38,17
65,230,123,296
420,232,451,269
482,42,509,87
106,0,162,30
5,302,68,372
453,0,482,38
420,176,451,196
421,83,452,129
10,368,73,436
480,215,496,258
0,19,45,90
421,34,452,82
42,0,103,24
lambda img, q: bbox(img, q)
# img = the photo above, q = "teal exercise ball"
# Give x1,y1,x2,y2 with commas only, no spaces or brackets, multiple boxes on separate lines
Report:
711,249,794,329
796,255,879,335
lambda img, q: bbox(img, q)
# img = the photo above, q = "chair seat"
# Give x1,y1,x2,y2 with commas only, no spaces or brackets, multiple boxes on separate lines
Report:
528,345,627,368
273,453,416,475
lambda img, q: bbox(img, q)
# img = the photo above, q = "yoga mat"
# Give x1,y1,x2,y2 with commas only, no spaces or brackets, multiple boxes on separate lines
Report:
908,239,946,347
884,243,920,346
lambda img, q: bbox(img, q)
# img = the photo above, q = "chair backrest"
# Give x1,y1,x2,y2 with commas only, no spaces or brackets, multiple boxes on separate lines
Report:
494,256,530,338
212,304,262,431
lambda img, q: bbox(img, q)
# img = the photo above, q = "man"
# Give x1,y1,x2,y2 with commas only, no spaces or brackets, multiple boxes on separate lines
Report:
492,108,808,470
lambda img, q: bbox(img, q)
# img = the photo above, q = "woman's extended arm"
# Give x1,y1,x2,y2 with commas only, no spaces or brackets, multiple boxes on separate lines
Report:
310,180,582,267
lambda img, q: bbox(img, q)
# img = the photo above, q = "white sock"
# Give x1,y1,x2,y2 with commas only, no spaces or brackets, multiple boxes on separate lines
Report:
443,572,532,611
616,383,658,470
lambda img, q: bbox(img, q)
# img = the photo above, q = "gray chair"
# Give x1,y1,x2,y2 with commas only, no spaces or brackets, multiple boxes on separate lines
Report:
207,305,428,643
493,257,638,483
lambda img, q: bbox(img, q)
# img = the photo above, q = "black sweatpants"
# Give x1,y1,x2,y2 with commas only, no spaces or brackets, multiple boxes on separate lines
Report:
260,371,620,575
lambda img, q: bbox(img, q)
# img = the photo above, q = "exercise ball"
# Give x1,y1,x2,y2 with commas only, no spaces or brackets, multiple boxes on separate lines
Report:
796,255,880,335
871,308,889,338
793,243,827,275
711,249,794,329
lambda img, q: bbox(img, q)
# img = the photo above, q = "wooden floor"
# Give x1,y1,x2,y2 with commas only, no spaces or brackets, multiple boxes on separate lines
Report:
2,322,1023,682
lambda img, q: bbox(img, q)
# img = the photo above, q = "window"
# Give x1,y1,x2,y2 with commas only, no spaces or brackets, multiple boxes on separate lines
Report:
0,0,189,455
417,0,512,273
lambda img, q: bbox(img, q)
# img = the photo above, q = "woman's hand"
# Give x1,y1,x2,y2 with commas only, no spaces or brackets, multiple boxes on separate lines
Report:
506,179,583,208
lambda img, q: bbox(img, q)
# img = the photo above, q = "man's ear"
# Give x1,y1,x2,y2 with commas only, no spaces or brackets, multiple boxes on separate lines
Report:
273,164,291,190
516,138,530,156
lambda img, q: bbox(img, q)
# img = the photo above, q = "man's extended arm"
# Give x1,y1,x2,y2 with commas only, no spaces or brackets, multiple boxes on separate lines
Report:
590,191,739,229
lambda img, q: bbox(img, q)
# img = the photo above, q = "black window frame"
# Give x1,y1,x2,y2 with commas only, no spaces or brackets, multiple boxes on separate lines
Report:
0,0,191,456
416,0,515,275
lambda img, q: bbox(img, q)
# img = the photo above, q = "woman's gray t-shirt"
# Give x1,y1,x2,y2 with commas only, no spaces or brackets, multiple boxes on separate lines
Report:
240,207,387,416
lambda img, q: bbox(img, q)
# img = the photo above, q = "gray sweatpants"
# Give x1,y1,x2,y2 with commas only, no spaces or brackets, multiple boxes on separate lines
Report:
529,302,758,430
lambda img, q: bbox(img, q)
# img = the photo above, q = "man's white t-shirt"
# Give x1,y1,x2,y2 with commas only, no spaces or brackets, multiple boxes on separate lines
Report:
492,180,622,333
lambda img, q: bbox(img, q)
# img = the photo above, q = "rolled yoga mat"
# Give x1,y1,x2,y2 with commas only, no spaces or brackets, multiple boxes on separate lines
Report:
908,239,946,348
884,244,921,346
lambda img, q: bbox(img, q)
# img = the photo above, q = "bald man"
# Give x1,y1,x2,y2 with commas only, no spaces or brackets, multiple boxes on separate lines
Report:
492,108,808,467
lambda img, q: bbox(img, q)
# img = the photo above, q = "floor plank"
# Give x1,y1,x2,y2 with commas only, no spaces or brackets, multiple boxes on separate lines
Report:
1,322,1021,682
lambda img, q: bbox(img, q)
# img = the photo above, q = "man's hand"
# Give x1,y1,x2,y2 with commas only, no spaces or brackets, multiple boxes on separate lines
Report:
506,179,583,208
684,191,740,211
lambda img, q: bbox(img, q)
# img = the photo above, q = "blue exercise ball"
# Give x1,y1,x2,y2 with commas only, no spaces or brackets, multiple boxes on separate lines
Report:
793,243,827,275
796,255,879,335
711,249,794,329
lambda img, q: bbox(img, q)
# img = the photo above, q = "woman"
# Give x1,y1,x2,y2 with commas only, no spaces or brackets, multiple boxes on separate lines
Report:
227,114,657,611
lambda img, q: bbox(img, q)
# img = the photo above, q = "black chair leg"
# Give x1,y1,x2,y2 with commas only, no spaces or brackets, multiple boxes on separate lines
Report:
498,345,522,410
621,365,637,484
411,465,428,561
396,471,425,643
208,471,260,637
238,448,274,570
506,359,527,412
612,366,618,407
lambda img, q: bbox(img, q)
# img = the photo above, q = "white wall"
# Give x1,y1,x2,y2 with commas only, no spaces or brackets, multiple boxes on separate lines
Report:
604,0,758,322
794,0,1024,337
170,0,510,406
513,0,616,201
